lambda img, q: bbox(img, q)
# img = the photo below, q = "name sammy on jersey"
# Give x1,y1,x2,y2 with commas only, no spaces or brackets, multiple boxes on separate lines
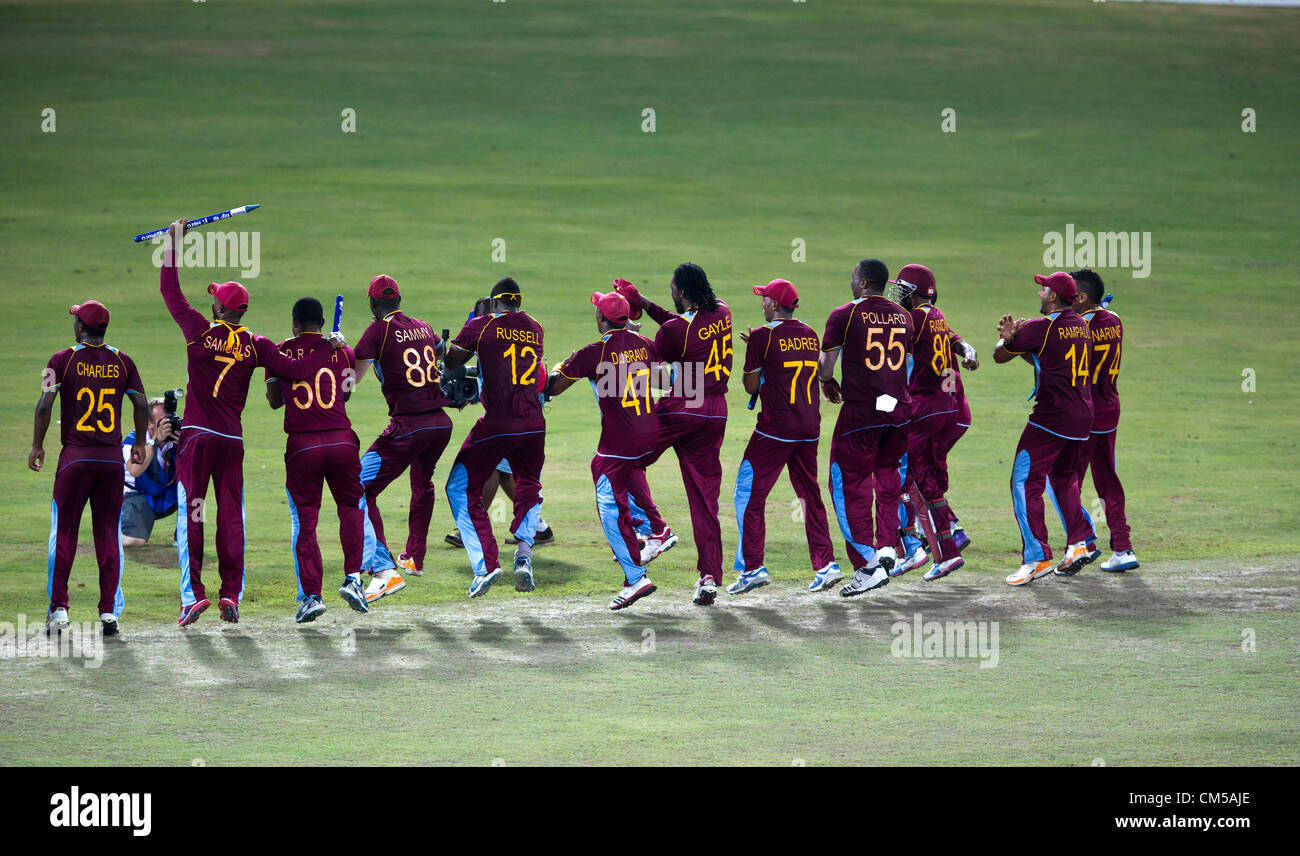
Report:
50,787,151,837
1042,224,1152,279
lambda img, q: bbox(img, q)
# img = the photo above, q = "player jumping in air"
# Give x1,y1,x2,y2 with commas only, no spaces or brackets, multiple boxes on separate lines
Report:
266,297,371,623
613,265,732,605
547,291,669,610
889,264,974,581
817,259,914,597
443,277,547,598
1062,269,1137,573
728,279,841,594
352,275,454,603
994,271,1096,585
31,300,150,636
160,219,346,627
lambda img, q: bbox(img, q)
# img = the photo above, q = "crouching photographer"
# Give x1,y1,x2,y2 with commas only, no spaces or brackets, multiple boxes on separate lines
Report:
121,391,181,547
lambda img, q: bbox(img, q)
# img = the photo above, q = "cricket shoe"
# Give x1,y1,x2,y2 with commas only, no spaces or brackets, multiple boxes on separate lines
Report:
295,595,326,624
338,576,370,613
218,597,240,623
840,565,889,598
727,567,771,595
923,556,964,582
45,607,69,634
506,525,555,546
807,562,843,592
468,568,502,599
639,528,679,565
395,553,421,577
445,531,464,548
1054,542,1098,576
952,528,971,552
1100,550,1140,573
99,613,119,637
1005,561,1055,586
692,575,718,606
609,576,656,611
875,546,898,573
514,556,536,592
891,545,930,577
177,599,210,627
366,569,407,604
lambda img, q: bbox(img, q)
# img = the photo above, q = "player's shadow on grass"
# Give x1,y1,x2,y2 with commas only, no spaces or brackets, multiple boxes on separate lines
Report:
179,631,267,671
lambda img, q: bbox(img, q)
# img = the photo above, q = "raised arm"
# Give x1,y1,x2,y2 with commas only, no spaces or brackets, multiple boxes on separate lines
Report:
992,315,1024,364
160,219,212,342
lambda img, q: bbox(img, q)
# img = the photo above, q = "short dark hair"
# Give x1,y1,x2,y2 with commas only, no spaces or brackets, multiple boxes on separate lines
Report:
491,277,522,309
293,296,325,328
855,258,889,291
1071,269,1105,304
672,263,718,313
370,295,401,317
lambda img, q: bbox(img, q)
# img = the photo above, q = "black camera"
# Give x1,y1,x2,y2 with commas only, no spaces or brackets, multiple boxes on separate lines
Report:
162,388,184,433
439,328,481,409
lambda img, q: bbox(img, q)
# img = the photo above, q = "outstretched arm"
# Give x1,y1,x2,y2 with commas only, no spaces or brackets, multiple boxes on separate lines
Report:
949,330,979,370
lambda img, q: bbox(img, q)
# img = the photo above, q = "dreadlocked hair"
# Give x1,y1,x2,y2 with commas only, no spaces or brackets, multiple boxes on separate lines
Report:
673,262,718,313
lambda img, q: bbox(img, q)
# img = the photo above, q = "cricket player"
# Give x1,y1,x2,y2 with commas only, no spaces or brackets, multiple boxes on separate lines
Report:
993,271,1095,585
31,300,149,636
728,279,840,595
1068,269,1137,573
265,297,370,623
889,264,973,582
352,275,454,603
161,219,345,626
817,259,914,596
546,291,668,610
612,265,731,604
443,277,547,598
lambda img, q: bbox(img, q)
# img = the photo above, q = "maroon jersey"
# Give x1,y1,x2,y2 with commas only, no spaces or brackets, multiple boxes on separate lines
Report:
450,311,546,433
161,265,331,437
907,305,961,423
266,334,356,434
742,318,821,442
1082,308,1123,433
645,300,732,413
559,330,662,459
44,343,145,451
822,295,914,426
1005,310,1093,440
355,311,452,416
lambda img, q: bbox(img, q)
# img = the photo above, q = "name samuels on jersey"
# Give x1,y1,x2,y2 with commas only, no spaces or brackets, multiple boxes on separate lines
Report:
200,332,254,359
49,786,151,837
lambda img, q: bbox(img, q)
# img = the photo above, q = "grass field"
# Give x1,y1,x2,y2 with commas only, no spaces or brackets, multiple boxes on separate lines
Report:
1,0,1297,765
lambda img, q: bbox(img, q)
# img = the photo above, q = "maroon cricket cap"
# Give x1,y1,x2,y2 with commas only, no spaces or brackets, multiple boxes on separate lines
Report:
753,279,798,309
891,264,936,301
368,275,400,299
590,291,630,324
1034,271,1078,302
69,300,110,332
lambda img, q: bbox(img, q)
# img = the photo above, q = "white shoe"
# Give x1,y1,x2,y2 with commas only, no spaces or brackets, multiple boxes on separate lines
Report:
840,565,889,597
922,556,964,582
639,528,678,565
891,545,930,577
609,576,657,610
1005,560,1055,586
807,562,843,592
45,607,69,634
365,568,407,603
1100,550,1140,572
876,546,898,573
692,576,718,605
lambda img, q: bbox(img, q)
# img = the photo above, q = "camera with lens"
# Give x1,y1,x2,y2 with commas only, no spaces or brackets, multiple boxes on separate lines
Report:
161,388,184,435
439,328,481,409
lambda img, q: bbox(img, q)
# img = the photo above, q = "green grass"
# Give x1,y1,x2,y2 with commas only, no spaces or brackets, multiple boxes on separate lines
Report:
1,0,1297,764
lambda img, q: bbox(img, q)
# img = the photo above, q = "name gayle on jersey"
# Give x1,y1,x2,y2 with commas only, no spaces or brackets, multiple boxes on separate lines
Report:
697,315,732,340
76,362,121,379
